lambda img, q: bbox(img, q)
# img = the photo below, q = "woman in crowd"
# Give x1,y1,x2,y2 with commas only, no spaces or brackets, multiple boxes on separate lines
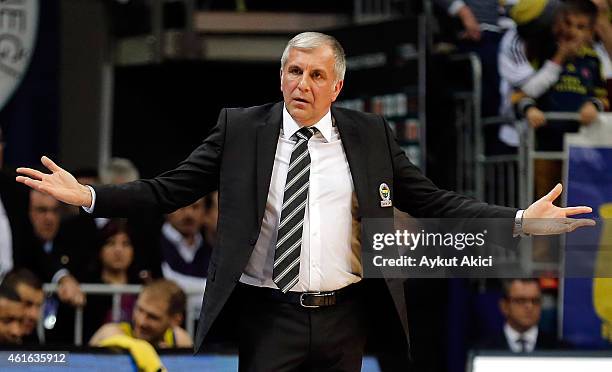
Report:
83,219,143,341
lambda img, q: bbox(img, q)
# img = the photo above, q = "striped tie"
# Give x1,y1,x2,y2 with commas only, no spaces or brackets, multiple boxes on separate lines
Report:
273,127,315,293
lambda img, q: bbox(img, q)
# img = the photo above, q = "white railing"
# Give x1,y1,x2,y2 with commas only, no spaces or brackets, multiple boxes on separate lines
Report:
40,283,205,346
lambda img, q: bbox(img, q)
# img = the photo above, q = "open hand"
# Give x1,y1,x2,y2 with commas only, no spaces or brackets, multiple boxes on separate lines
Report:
16,156,92,207
523,184,595,235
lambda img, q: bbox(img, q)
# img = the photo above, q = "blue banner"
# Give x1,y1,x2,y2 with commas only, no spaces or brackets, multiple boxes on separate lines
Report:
563,144,612,348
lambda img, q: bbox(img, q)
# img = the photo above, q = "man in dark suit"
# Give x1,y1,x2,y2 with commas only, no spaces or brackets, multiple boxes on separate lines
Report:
482,278,567,352
16,32,592,371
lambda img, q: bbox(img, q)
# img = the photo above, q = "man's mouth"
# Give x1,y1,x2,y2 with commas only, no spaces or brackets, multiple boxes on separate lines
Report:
293,97,309,104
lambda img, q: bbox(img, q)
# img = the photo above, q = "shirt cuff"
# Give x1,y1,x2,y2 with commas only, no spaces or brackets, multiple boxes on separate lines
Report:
448,0,466,16
513,209,527,237
51,269,70,284
81,185,96,214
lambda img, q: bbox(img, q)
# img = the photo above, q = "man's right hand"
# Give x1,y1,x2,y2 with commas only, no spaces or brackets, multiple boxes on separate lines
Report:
552,38,582,65
526,106,547,128
15,156,93,208
457,5,481,41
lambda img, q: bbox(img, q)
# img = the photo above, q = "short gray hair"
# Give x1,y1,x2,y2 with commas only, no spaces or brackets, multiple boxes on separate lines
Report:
280,32,346,82
100,157,140,184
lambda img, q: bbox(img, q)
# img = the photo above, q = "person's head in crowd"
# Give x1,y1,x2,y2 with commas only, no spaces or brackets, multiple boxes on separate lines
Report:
201,192,219,243
131,279,186,345
167,198,204,243
280,31,345,126
2,269,43,339
97,219,135,285
29,189,61,242
73,168,100,187
100,158,140,185
0,281,24,345
500,279,543,333
553,0,598,45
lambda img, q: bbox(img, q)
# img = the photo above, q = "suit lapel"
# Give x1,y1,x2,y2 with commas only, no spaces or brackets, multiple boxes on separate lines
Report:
256,102,283,225
332,106,370,216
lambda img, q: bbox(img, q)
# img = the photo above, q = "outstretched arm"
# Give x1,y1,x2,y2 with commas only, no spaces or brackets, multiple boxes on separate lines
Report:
16,108,227,217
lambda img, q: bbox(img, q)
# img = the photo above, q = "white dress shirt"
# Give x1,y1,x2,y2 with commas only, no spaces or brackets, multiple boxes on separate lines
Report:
504,323,538,353
239,106,362,292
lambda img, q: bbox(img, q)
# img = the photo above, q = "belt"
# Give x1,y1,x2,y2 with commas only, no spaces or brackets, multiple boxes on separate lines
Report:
238,281,364,309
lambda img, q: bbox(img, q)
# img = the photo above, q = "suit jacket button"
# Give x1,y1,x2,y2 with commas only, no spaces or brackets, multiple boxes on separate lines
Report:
61,255,70,265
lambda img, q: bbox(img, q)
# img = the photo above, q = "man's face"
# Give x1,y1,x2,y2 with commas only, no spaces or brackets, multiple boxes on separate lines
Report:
29,191,61,242
556,13,594,44
280,45,343,126
500,281,542,333
15,284,44,335
167,199,204,238
0,298,24,345
132,292,174,345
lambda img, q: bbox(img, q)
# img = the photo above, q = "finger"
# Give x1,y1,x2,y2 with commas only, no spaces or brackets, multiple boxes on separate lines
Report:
562,206,593,216
567,219,596,232
16,177,44,191
41,156,63,173
16,167,47,180
543,183,562,202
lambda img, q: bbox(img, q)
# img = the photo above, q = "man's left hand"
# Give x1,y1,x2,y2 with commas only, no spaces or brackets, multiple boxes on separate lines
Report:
523,183,595,235
58,275,86,307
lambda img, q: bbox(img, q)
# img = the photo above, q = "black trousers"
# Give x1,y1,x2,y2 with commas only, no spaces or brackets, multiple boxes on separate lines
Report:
236,284,368,372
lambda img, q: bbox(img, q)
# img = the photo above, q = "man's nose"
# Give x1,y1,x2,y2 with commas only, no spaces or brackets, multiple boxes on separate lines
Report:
297,75,310,91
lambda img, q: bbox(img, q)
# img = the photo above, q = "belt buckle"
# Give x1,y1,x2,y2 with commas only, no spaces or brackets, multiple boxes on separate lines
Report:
299,291,334,308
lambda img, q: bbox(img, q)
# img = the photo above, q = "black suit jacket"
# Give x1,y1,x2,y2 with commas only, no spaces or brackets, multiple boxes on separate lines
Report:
91,102,517,353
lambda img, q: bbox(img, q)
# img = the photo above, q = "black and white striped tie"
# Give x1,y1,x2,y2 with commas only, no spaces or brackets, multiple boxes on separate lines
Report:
273,127,316,293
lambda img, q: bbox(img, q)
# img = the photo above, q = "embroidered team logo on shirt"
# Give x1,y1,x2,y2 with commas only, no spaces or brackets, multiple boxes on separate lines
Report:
379,183,392,207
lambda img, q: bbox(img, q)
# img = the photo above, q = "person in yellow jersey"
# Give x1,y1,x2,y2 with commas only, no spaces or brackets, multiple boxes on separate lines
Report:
90,279,192,348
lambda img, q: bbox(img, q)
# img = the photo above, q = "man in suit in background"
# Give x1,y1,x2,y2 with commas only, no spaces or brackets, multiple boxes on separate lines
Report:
482,278,567,352
16,32,593,371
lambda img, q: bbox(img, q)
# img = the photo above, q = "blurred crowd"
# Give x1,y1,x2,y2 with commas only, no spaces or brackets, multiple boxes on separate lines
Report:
0,136,218,350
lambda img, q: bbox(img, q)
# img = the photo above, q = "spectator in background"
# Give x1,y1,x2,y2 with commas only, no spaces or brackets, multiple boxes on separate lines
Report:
2,269,44,345
0,282,23,346
89,279,192,348
100,158,140,185
511,0,608,204
83,219,141,341
61,157,161,282
15,190,84,306
512,0,608,138
16,189,86,344
160,198,212,290
434,0,509,118
481,279,566,352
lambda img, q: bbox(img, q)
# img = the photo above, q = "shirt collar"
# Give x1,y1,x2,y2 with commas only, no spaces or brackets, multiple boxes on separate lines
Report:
282,104,333,143
162,222,203,251
504,323,538,348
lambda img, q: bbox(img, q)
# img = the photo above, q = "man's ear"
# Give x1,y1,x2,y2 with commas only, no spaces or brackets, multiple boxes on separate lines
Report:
279,68,284,91
331,79,344,102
